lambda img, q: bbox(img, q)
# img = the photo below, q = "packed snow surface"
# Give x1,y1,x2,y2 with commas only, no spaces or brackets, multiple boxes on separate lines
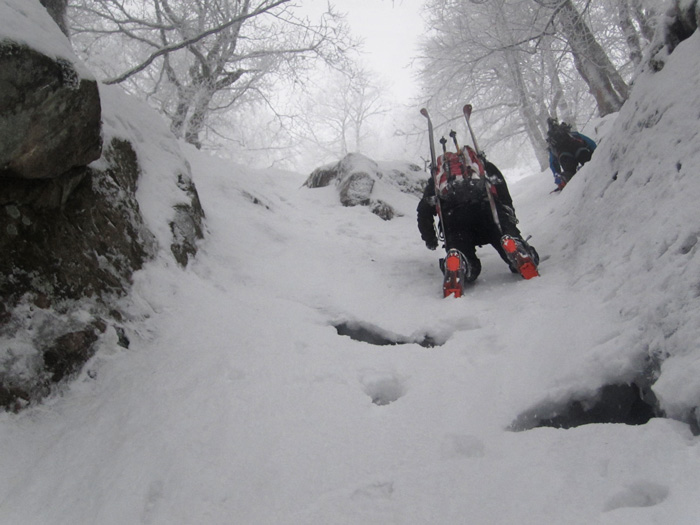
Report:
2,137,700,523
2,2,700,523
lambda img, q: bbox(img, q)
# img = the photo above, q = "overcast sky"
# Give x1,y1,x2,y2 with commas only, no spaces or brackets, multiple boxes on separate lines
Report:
302,0,425,103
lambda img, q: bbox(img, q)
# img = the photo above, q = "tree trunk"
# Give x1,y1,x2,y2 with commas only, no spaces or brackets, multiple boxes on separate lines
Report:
542,37,574,124
184,87,215,149
170,99,189,139
631,0,656,42
555,0,629,116
503,48,549,171
618,0,644,66
40,0,69,37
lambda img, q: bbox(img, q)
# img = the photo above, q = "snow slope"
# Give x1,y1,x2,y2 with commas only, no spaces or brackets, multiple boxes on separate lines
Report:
2,10,700,525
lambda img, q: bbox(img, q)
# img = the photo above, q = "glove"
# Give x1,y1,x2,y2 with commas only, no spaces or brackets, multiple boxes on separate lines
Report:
503,205,518,225
425,238,438,250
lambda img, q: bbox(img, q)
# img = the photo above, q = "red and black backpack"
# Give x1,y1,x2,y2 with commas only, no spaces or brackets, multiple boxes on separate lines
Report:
434,146,488,204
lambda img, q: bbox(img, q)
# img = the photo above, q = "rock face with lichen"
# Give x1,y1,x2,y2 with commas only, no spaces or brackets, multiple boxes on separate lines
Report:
0,0,205,410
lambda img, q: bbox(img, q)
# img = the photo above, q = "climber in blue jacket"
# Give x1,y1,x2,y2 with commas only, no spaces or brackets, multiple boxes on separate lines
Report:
546,118,597,190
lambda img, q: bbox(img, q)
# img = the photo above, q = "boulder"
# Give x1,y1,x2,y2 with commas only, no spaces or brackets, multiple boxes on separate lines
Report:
0,41,102,180
305,153,426,220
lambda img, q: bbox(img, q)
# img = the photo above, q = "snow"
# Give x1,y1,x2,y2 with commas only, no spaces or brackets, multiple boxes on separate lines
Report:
3,4,700,524
0,0,92,78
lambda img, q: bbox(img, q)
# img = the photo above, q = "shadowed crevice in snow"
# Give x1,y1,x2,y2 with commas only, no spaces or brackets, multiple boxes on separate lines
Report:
333,320,446,348
510,382,659,431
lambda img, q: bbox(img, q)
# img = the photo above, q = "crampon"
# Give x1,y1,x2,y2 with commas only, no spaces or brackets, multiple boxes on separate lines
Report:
501,235,539,280
443,249,468,298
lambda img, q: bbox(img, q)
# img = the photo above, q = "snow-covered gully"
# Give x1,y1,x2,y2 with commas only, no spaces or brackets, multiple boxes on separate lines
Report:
3,22,700,525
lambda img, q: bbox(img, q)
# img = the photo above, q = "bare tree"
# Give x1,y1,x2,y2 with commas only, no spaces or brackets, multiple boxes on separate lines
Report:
418,0,557,169
631,0,657,42
418,0,651,168
617,0,643,66
273,65,391,161
615,0,657,66
69,0,355,148
537,0,629,116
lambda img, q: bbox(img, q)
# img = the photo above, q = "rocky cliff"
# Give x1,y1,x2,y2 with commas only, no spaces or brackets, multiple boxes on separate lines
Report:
0,0,205,410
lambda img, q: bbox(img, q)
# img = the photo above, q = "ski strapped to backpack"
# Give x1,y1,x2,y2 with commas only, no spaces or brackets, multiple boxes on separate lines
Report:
462,104,500,229
461,104,539,280
420,108,445,243
421,107,470,297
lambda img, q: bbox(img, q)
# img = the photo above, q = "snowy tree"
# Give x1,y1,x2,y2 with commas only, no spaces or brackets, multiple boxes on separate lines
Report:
615,0,657,66
69,0,355,148
418,0,655,168
273,65,391,162
418,0,559,169
537,0,630,116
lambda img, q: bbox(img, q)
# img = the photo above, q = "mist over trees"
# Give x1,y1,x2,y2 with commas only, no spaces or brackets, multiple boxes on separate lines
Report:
62,0,662,172
68,0,370,155
416,0,657,169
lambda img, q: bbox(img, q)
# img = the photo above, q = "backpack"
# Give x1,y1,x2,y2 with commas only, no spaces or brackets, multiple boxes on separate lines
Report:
434,146,487,204
547,124,590,160
547,123,594,176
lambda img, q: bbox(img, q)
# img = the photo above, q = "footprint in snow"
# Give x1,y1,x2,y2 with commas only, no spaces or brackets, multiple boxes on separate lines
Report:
360,371,405,406
439,434,486,459
603,481,669,512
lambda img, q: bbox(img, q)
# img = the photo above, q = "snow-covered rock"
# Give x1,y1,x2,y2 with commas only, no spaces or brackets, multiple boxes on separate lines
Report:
304,152,424,220
0,0,100,180
0,1,204,410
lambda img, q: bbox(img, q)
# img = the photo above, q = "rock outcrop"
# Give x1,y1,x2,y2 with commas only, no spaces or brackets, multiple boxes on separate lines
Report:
0,0,205,411
647,0,699,72
0,42,102,180
304,153,424,221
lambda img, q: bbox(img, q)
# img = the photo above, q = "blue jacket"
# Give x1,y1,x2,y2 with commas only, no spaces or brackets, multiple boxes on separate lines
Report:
549,132,597,184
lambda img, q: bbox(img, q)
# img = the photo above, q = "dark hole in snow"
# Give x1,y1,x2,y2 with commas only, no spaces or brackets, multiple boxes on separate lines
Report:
510,383,658,432
334,321,443,348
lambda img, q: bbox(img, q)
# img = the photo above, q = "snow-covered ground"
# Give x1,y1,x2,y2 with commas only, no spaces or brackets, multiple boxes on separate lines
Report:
3,1,700,523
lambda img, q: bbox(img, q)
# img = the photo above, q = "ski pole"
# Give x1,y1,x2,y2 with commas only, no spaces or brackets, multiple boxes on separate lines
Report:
420,108,437,173
439,136,454,182
449,130,460,151
462,104,482,157
449,130,466,177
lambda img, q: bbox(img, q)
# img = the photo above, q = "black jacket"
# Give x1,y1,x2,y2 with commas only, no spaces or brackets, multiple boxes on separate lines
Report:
417,161,514,246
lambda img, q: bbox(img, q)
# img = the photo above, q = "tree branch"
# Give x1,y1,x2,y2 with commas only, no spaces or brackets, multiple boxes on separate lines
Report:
104,0,290,85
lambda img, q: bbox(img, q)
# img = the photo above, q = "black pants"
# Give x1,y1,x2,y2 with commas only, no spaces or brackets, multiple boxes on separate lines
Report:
559,148,592,180
442,201,521,278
